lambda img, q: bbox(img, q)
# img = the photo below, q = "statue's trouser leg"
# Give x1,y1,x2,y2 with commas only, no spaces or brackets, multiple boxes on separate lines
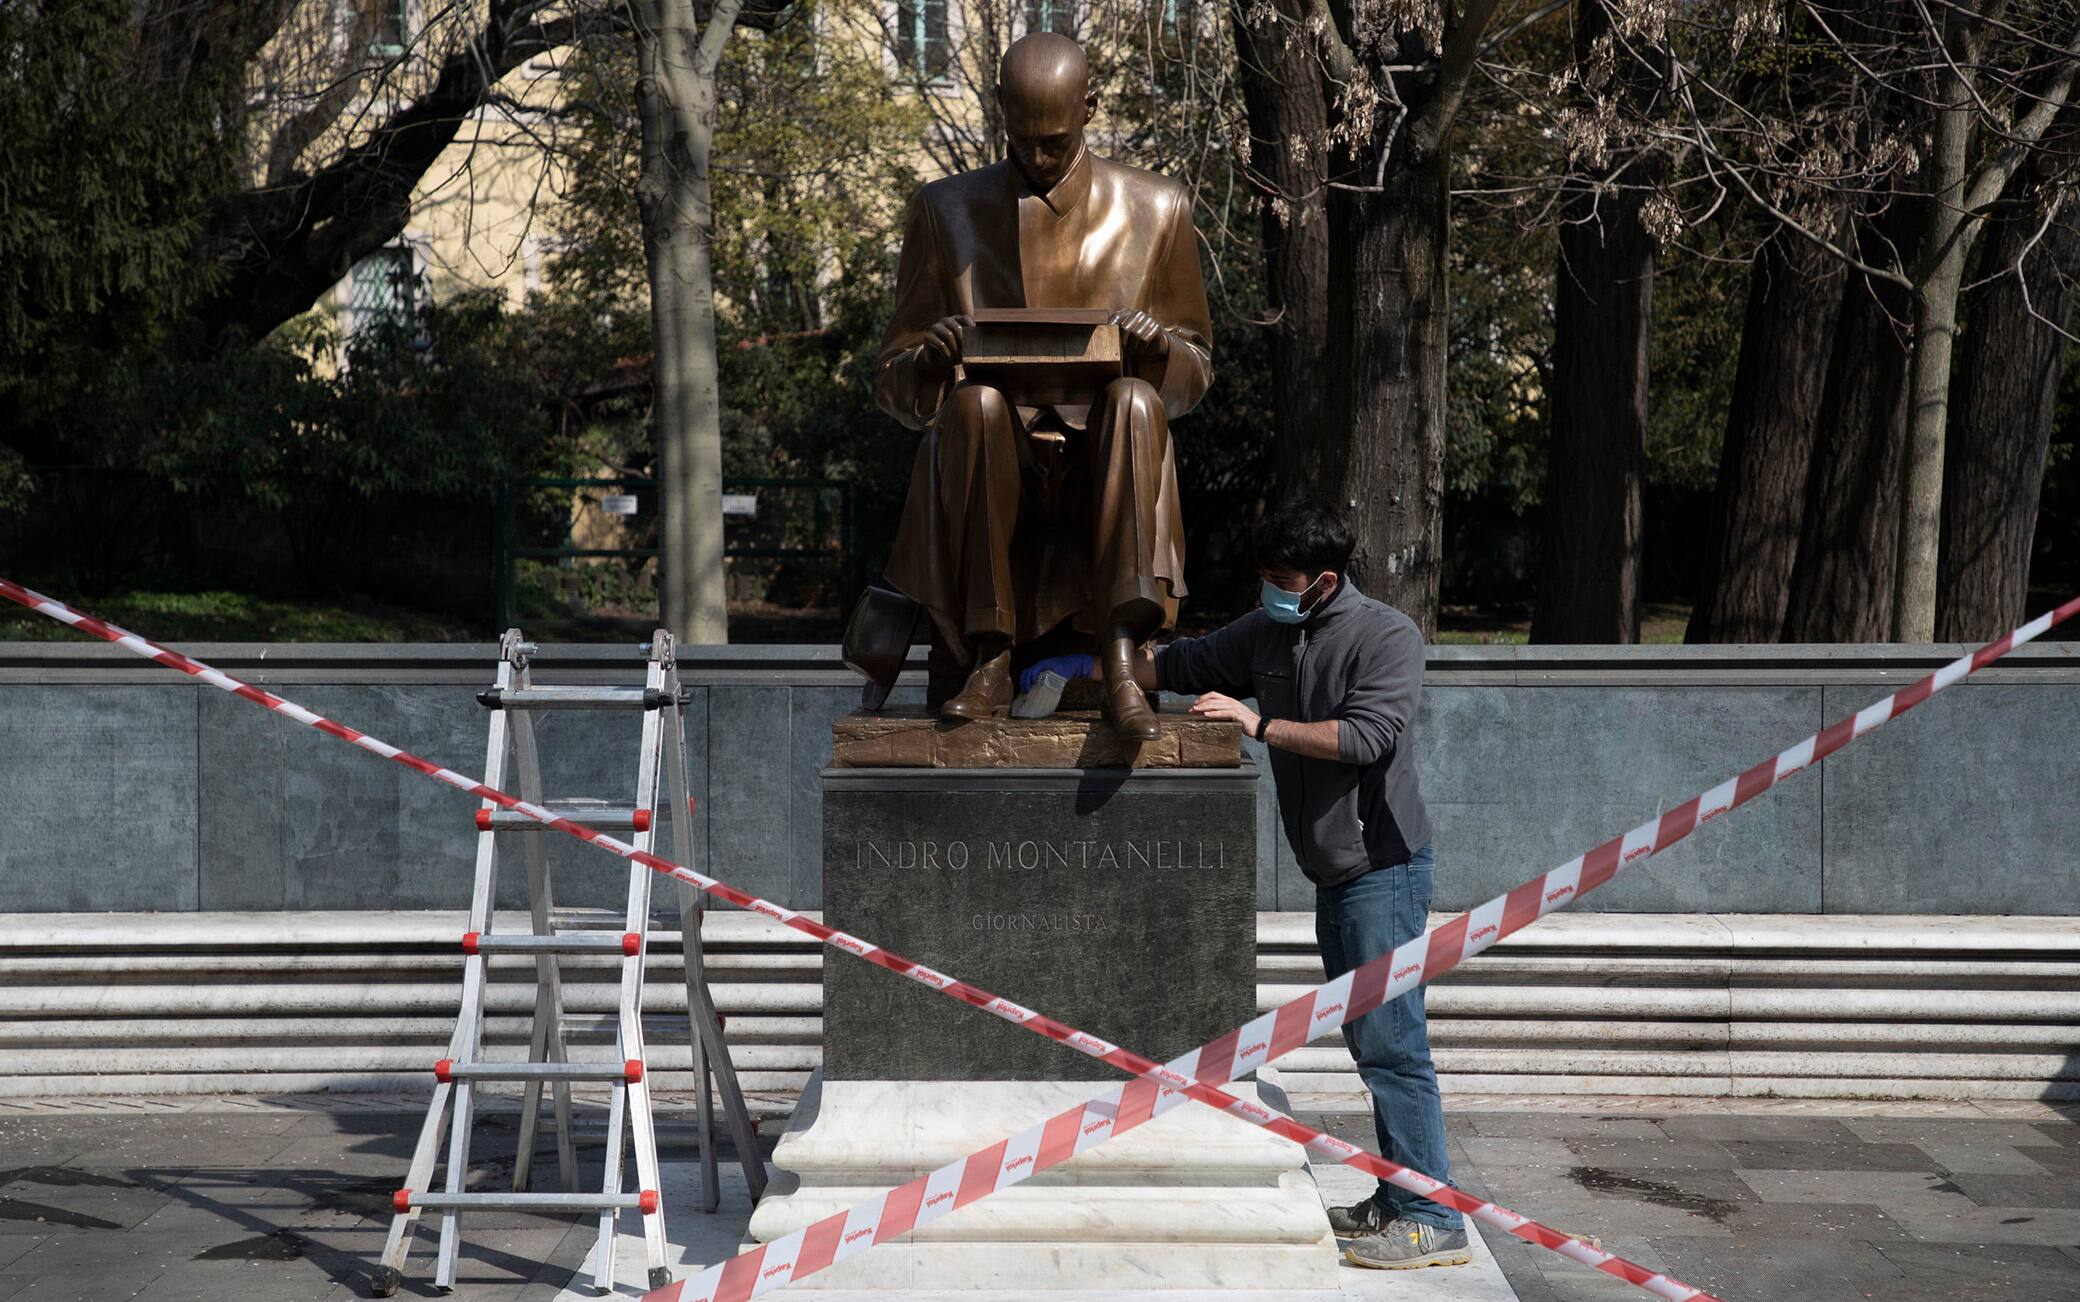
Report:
887,383,1021,659
1088,376,1181,640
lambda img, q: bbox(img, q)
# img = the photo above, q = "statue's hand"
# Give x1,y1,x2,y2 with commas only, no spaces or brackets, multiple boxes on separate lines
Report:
920,314,975,372
1110,309,1171,360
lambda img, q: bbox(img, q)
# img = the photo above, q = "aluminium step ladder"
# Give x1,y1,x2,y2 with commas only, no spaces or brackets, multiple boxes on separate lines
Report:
370,629,766,1296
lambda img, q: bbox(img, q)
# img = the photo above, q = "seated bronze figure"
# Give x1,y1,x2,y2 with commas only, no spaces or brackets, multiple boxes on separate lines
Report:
856,31,1214,739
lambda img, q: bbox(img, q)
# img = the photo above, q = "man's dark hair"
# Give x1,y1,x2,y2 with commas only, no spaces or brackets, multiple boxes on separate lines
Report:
1252,495,1355,575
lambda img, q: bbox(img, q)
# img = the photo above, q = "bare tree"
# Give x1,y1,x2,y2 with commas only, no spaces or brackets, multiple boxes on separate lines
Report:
845,2,1240,184
1891,6,2080,639
190,1,626,349
1687,227,1848,642
1532,0,1669,643
1223,0,1519,636
1782,203,1916,642
1232,0,1332,491
1622,0,2080,641
1674,15,1857,644
1938,112,2080,639
634,0,773,645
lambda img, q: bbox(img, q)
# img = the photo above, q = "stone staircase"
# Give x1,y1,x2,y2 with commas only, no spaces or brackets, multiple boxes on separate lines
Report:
1,910,2073,1101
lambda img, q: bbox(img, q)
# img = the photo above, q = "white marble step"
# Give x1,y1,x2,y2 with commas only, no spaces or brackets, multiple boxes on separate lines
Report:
545,1156,1521,1302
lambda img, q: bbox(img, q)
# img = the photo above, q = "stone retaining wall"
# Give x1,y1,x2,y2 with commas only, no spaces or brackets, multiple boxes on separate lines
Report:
3,640,2075,914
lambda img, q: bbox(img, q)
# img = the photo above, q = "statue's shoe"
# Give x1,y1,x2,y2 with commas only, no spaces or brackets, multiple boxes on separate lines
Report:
941,653,1012,720
1102,669,1161,740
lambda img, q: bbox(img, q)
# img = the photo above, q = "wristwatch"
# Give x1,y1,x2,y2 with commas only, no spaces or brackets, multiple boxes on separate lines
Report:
1254,716,1270,742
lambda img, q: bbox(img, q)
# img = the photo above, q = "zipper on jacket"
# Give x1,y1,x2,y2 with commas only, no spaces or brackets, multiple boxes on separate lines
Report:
1294,622,1311,713
1293,621,1309,870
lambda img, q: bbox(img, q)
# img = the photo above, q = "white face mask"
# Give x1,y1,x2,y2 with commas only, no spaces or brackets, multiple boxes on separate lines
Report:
1260,573,1328,625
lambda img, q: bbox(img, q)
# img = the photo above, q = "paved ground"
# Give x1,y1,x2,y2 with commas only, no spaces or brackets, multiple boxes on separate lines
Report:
0,1095,2074,1301
1312,1101,2080,1302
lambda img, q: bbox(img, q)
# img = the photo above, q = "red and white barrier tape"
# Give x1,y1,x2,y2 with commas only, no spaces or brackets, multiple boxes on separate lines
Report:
0,576,1716,1298
640,595,2080,1302
8,577,2073,1299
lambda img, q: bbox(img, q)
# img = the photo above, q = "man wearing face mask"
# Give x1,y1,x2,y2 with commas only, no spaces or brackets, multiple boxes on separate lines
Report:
1117,494,1467,1270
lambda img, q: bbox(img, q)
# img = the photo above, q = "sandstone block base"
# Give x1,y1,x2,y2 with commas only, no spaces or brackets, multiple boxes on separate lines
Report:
830,710,1241,769
746,1073,1340,1292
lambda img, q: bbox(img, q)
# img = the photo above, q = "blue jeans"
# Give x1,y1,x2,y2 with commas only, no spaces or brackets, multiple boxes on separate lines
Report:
1314,842,1462,1230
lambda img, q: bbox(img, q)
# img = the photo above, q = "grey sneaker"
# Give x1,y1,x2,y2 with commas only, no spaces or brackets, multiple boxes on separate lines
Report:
1325,1196,1391,1236
1345,1217,1471,1270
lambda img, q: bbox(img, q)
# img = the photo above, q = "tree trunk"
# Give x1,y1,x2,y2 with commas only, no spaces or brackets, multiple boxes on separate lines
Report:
1305,1,1498,636
1532,0,1664,645
1533,203,1649,643
1781,217,1914,642
1232,0,1330,492
1322,153,1451,637
638,0,734,644
1937,188,2080,639
1889,57,1977,643
1687,226,1848,642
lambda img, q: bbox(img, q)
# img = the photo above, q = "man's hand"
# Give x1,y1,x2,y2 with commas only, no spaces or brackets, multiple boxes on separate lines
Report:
1110,308,1171,361
920,314,976,372
1187,690,1259,736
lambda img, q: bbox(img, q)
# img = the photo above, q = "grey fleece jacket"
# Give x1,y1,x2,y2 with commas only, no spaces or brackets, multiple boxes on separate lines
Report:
1156,580,1431,887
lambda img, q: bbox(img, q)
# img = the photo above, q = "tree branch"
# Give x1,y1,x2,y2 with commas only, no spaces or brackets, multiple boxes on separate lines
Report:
694,0,748,78
1670,76,1915,288
1409,0,1506,157
260,4,393,189
1961,22,2080,216
1307,0,1358,83
194,4,629,348
1477,0,1567,61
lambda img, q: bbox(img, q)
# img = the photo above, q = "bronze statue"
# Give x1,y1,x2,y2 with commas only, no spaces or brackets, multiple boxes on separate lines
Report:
864,31,1213,739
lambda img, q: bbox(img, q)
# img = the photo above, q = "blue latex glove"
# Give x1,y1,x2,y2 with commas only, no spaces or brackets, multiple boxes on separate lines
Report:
1017,654,1096,695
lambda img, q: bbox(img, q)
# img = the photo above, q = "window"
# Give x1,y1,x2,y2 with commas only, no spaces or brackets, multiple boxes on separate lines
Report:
1024,0,1076,36
368,0,406,55
894,0,949,81
348,246,416,335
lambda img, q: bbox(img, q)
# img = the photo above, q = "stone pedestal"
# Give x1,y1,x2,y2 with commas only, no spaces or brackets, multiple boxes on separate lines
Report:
746,1074,1340,1292
819,762,1257,1081
748,717,1338,1289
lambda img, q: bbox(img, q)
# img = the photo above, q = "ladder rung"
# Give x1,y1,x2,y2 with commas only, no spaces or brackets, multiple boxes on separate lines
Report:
476,686,686,711
393,1188,658,1214
476,805,651,833
462,931,641,956
435,1058,644,1084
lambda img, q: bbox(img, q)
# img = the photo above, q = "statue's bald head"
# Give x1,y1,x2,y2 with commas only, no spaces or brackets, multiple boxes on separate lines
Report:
1000,32,1087,106
998,33,1094,192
